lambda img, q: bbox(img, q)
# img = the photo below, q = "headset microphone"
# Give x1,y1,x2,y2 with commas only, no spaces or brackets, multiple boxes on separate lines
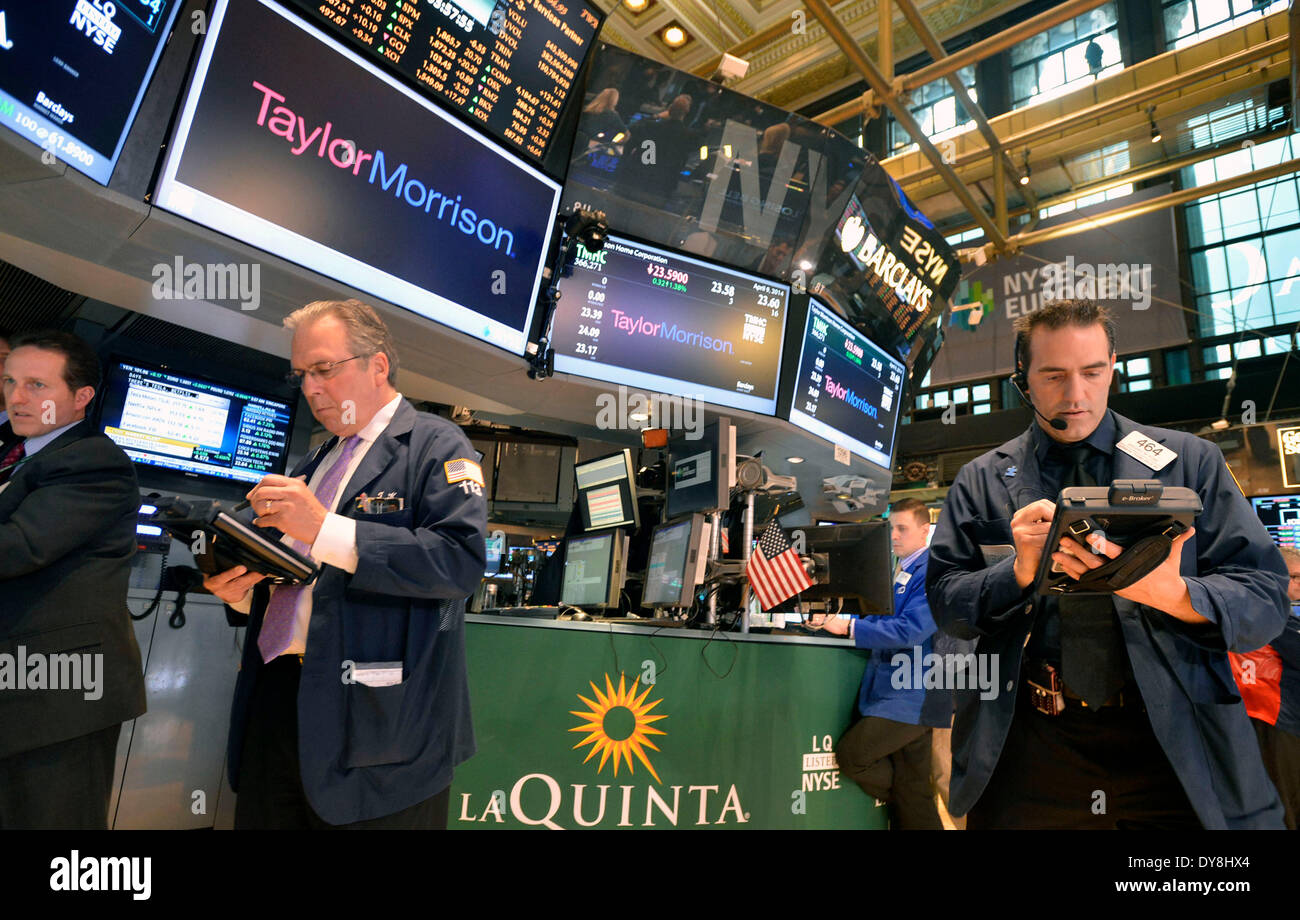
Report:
1013,331,1068,431
1012,377,1068,431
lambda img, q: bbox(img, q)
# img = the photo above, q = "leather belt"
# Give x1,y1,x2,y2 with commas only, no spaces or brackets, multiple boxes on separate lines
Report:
1024,658,1140,713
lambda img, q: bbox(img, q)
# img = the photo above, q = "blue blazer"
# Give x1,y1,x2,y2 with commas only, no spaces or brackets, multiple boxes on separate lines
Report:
853,552,951,728
926,411,1291,828
227,399,487,825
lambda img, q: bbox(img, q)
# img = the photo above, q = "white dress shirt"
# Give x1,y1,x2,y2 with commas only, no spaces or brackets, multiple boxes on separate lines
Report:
233,393,403,656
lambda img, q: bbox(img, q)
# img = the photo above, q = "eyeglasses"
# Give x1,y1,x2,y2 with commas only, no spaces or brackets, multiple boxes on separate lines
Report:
285,354,370,388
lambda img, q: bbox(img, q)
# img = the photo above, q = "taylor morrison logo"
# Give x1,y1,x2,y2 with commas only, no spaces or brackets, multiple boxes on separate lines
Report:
0,647,103,700
570,672,667,782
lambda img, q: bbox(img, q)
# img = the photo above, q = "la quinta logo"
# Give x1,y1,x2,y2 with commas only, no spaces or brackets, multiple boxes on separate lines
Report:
569,672,666,782
840,215,866,253
455,672,750,827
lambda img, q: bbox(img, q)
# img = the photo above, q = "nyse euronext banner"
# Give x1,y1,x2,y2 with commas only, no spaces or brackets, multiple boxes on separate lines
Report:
154,0,560,356
927,184,1188,386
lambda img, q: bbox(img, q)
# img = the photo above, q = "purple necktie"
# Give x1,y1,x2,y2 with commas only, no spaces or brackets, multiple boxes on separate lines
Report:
257,435,361,663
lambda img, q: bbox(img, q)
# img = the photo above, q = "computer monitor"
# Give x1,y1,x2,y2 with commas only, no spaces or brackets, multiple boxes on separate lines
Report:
484,533,506,577
783,296,906,471
786,522,893,616
561,530,628,609
642,514,713,609
97,358,295,487
548,233,791,416
574,450,640,532
1251,494,1300,551
666,419,735,517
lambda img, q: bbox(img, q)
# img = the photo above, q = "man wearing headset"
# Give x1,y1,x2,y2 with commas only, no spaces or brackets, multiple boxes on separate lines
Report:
926,299,1290,829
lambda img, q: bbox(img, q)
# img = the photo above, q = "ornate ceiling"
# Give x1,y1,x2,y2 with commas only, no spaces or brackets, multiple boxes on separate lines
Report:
591,0,1035,112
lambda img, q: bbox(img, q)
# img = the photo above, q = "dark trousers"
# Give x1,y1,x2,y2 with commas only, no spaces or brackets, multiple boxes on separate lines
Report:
967,684,1202,829
234,656,450,829
1252,718,1300,831
0,724,121,829
835,715,943,829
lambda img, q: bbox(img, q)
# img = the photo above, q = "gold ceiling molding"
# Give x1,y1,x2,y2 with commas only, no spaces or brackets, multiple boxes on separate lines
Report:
753,0,1014,107
597,21,639,52
707,0,757,38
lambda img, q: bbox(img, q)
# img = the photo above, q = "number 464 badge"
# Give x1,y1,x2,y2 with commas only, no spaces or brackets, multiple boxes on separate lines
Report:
1116,431,1177,471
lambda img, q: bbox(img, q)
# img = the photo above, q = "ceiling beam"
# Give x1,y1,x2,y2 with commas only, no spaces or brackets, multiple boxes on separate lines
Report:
803,0,1010,251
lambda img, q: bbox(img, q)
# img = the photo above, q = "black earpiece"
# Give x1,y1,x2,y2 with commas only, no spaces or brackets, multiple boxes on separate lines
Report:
1012,330,1067,431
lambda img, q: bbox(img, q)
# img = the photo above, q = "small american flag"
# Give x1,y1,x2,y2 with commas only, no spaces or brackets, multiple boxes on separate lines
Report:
747,519,813,610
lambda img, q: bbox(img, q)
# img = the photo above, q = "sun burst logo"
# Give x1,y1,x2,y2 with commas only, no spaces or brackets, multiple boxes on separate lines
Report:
569,673,667,784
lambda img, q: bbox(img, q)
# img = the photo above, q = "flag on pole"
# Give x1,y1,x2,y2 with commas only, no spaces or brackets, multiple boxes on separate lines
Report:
747,519,813,610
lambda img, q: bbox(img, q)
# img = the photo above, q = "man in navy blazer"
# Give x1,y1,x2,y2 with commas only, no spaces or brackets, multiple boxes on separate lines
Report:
204,299,486,828
816,499,950,829
927,300,1290,829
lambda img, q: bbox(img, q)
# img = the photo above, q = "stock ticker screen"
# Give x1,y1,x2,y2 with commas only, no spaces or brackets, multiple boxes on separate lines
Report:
549,235,789,416
0,0,183,183
98,360,295,486
787,297,905,470
285,0,600,164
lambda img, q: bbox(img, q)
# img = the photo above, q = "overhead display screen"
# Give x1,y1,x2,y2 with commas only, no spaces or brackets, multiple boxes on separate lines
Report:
549,235,789,416
0,0,183,184
154,0,561,356
787,298,904,470
283,0,601,165
1251,495,1300,551
98,359,295,485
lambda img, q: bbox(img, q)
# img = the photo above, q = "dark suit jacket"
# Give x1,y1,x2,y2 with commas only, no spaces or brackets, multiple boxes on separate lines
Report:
0,420,147,759
226,399,487,825
927,410,1291,828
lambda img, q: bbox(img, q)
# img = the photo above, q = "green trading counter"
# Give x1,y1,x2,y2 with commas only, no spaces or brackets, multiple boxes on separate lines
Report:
450,615,887,829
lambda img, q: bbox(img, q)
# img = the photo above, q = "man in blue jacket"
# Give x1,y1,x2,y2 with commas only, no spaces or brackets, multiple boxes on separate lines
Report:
927,299,1290,829
204,299,486,828
817,498,949,829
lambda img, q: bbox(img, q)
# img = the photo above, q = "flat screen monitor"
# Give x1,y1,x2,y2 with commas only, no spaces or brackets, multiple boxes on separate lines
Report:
153,0,561,356
0,1,183,184
494,442,562,503
549,234,790,416
574,449,639,532
642,513,711,608
560,529,627,608
1251,494,1300,551
280,0,602,168
97,358,295,486
484,532,506,576
666,419,734,517
783,521,893,616
786,297,905,470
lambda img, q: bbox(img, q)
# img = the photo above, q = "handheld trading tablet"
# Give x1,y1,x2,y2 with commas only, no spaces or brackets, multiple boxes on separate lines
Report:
146,496,319,586
1035,479,1202,596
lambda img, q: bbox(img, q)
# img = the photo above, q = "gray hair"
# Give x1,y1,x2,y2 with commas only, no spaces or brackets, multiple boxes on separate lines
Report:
284,299,399,386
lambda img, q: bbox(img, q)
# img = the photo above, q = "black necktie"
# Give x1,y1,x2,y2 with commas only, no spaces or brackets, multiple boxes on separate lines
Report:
1056,442,1128,707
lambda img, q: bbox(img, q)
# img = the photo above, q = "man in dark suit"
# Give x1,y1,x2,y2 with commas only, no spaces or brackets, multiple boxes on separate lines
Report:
0,330,147,828
204,299,486,828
